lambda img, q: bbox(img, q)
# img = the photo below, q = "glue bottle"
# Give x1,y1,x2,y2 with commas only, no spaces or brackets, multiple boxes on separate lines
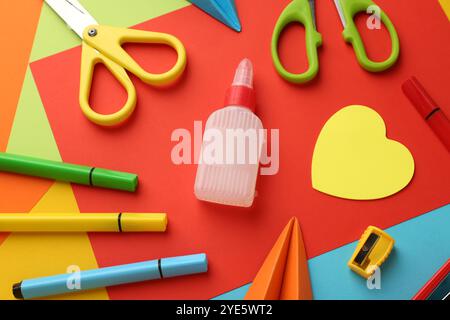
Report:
194,59,264,207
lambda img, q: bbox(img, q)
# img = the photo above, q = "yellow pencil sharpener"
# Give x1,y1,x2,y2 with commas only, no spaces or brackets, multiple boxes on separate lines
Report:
348,226,395,279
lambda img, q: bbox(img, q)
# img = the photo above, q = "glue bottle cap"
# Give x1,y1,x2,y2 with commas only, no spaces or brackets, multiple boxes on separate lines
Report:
225,58,256,112
232,58,253,88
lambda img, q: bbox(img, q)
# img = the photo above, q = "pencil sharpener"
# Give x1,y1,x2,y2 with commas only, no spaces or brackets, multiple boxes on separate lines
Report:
348,226,394,279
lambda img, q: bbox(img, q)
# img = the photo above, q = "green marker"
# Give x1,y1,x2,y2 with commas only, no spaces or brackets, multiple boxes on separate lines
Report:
0,152,137,192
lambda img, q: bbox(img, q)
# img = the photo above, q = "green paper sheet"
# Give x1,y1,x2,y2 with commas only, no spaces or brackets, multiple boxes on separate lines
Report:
7,68,61,161
30,0,190,62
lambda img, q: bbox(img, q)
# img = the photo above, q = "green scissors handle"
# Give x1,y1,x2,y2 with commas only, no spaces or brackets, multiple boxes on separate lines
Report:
271,0,323,84
337,0,400,72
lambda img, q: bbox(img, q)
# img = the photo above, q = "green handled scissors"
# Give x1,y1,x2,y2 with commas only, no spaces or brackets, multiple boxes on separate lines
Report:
272,0,400,84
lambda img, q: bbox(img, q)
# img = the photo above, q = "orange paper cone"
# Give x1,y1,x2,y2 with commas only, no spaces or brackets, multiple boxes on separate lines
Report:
245,217,312,300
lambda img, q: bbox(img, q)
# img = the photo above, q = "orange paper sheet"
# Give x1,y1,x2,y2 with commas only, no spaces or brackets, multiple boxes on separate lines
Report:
0,1,52,247
0,0,42,150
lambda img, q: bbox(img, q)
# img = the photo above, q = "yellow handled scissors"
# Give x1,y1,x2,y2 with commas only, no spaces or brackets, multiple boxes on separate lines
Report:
45,0,187,126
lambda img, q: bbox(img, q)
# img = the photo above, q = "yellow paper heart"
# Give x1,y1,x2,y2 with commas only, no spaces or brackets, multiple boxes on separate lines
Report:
312,105,415,200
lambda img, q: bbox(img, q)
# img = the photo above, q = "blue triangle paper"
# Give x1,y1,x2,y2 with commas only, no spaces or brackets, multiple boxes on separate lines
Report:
188,0,242,32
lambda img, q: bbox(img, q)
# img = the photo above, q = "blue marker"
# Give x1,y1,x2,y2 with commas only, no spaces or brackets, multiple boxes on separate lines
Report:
13,253,207,299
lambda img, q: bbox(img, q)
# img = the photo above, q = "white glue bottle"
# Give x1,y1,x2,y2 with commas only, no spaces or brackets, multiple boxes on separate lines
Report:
194,58,264,207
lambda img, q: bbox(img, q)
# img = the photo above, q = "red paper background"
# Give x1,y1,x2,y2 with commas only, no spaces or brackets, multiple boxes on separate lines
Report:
31,0,450,299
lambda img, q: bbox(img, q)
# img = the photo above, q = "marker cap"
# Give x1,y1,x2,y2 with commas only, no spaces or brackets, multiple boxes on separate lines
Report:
161,253,208,278
120,213,168,232
402,76,438,119
92,168,138,192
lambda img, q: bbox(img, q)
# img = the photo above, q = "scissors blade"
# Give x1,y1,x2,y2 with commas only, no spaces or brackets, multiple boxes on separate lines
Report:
309,0,317,30
334,0,347,28
44,0,98,38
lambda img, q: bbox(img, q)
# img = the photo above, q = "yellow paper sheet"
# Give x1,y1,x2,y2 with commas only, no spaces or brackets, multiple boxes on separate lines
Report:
439,0,450,20
0,182,108,300
312,105,415,200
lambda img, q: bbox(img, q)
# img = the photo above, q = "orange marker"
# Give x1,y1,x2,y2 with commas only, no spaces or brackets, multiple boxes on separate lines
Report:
245,217,313,300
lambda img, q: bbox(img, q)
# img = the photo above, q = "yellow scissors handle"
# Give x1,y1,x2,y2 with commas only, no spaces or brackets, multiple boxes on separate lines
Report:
82,24,187,86
79,43,137,126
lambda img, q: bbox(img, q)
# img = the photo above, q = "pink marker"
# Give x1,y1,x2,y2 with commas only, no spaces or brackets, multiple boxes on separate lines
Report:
194,59,264,207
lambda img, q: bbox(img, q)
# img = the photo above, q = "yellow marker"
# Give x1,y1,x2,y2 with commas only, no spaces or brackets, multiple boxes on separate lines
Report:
0,213,167,233
348,226,394,279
